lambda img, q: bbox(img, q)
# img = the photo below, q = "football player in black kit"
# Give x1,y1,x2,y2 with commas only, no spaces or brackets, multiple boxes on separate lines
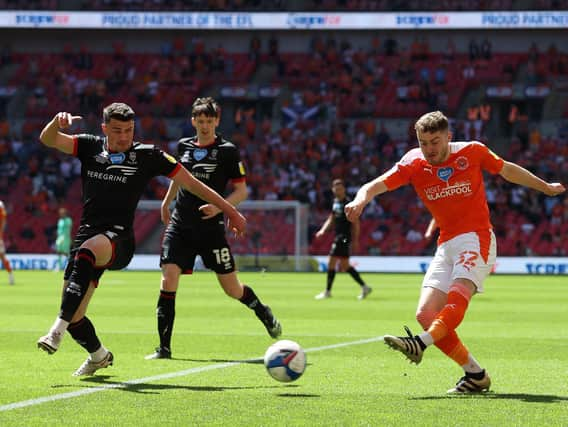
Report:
36,102,246,376
145,97,282,360
314,179,372,300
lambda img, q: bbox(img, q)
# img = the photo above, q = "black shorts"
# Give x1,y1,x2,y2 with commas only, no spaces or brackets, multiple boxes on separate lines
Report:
64,224,136,284
160,223,235,274
329,235,351,258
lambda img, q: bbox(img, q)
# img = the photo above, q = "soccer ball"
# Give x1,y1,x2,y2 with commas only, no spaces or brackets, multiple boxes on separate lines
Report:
263,340,306,383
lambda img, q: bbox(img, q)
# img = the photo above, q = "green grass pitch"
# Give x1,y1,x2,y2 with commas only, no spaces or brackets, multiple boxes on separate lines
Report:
0,271,567,426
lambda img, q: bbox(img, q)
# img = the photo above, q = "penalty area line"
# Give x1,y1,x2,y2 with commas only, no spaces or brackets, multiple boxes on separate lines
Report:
0,335,384,412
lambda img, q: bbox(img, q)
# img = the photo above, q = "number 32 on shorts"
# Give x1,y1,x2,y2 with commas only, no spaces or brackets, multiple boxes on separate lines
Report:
457,250,479,271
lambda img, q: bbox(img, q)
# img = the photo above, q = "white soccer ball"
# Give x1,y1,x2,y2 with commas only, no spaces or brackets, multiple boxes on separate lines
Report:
263,340,306,382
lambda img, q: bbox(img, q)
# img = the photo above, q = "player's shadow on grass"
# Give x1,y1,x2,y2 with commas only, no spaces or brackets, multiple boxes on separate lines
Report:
413,393,568,403
53,377,292,394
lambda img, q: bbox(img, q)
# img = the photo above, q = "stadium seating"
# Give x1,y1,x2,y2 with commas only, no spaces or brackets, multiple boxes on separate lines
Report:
0,27,565,256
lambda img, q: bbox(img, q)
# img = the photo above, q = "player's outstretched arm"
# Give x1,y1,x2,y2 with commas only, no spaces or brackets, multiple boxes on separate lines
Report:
315,214,333,239
171,166,246,235
39,112,82,154
499,161,566,196
351,218,360,253
199,181,248,220
160,180,180,225
345,177,389,222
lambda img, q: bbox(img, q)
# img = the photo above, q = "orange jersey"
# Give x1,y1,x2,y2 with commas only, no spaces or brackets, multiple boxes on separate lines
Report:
383,141,504,244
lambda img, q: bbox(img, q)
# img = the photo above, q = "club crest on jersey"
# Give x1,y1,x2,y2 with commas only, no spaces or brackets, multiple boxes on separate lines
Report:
128,152,137,163
211,149,218,159
456,156,469,171
193,149,208,161
332,201,342,214
437,167,454,183
181,152,191,163
109,153,125,164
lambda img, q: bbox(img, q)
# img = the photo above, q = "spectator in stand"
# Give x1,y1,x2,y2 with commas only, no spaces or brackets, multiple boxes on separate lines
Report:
468,39,480,61
480,39,492,60
434,64,446,86
528,42,539,63
384,37,397,56
442,39,456,62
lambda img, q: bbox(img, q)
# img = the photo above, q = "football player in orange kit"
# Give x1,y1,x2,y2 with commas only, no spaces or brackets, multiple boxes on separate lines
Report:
345,111,565,394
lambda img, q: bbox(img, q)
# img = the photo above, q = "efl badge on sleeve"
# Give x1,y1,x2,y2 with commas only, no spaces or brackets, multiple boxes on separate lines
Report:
163,152,177,164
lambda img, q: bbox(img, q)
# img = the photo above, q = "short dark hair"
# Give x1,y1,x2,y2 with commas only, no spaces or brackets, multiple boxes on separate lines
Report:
332,178,344,187
414,111,449,134
103,102,135,123
191,97,220,118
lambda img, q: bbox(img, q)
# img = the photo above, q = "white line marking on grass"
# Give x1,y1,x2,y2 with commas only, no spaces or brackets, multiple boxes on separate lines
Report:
0,336,383,412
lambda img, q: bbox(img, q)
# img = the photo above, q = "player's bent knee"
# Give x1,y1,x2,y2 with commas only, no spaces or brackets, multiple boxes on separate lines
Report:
160,276,179,292
160,264,181,291
416,310,437,330
160,274,179,292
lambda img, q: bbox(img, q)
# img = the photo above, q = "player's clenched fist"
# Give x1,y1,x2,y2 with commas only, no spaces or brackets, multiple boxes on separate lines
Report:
344,200,365,222
55,112,82,129
227,210,247,236
544,182,566,197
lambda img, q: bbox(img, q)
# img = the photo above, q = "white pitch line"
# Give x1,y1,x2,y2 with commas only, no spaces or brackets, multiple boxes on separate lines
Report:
0,335,384,413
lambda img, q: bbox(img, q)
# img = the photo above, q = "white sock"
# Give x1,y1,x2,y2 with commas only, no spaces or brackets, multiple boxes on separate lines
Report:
50,318,70,335
90,345,109,362
418,332,434,347
461,354,483,374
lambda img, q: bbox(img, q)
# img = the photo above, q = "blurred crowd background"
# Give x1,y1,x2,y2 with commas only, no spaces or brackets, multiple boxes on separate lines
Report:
0,1,566,258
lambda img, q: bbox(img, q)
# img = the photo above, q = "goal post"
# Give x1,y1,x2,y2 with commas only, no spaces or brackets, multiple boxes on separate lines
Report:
136,199,313,272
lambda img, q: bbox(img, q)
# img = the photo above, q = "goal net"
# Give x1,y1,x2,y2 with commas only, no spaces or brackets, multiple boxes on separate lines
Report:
136,200,312,272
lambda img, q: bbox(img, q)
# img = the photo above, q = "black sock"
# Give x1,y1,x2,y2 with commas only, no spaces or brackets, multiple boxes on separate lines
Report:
157,290,176,350
239,285,266,317
59,248,95,322
466,369,486,380
68,316,101,353
326,270,336,291
346,267,365,286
